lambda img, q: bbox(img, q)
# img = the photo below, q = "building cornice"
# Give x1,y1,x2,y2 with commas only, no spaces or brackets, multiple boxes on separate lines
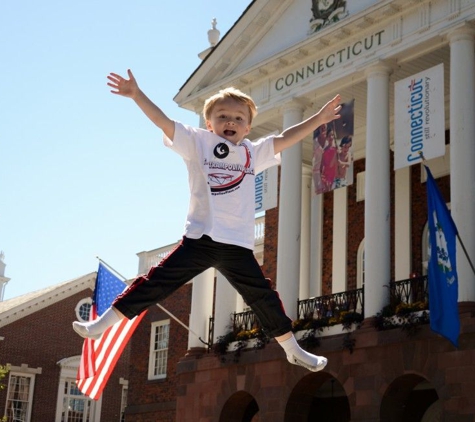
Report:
0,272,96,328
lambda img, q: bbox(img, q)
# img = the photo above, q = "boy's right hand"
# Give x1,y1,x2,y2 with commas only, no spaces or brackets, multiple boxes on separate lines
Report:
107,69,139,98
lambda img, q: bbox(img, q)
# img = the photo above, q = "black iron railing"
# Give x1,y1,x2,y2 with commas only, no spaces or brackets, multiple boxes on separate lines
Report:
206,277,428,349
389,275,428,305
233,309,261,332
297,288,364,320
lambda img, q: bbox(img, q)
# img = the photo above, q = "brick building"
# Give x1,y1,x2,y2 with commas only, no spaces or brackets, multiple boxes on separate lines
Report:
0,271,129,421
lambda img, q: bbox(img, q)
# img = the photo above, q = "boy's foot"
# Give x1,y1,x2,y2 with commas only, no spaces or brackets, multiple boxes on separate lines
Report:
72,306,123,340
72,321,102,341
287,353,327,372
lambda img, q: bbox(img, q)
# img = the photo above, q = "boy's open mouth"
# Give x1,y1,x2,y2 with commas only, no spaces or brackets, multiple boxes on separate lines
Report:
224,130,236,136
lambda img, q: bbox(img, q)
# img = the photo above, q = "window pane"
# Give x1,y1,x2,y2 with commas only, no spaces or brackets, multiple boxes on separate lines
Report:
79,302,91,321
61,379,93,422
6,374,32,422
150,321,170,379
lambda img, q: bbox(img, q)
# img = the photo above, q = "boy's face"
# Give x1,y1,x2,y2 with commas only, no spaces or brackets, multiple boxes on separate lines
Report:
206,98,251,145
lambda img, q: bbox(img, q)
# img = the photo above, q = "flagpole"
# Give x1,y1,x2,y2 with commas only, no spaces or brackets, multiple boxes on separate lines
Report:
419,153,475,277
96,256,211,347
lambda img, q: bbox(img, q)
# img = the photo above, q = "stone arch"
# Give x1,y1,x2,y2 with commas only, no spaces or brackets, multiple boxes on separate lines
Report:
380,373,439,422
284,372,351,422
219,390,259,422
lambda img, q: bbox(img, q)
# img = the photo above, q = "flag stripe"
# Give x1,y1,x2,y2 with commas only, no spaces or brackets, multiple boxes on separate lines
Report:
78,314,145,399
76,263,146,400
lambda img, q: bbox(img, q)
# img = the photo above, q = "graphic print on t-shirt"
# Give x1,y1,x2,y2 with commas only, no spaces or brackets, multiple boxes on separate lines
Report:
205,142,253,194
213,142,230,159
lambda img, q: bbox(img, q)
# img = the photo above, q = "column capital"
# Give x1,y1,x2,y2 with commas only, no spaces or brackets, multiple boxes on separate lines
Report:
447,24,475,44
364,60,394,78
282,97,310,114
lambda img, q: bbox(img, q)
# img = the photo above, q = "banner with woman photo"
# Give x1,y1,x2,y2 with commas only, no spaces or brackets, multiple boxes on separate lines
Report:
313,99,354,195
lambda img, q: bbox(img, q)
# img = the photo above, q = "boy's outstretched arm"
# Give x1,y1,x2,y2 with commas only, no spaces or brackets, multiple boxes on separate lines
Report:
107,69,175,140
273,94,341,154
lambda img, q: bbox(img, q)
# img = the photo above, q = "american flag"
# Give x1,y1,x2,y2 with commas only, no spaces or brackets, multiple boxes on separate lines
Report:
76,263,146,400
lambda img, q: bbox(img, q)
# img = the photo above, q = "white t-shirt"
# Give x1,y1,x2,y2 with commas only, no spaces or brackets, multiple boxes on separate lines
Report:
164,121,280,250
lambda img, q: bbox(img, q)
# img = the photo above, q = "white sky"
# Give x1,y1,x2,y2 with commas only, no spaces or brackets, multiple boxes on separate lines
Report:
0,1,251,300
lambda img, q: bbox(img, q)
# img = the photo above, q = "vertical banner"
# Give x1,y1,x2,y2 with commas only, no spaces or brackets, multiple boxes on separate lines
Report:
255,166,278,213
394,63,445,170
313,98,354,195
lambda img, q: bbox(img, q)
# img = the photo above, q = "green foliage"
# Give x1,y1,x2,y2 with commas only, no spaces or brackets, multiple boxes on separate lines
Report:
0,365,8,390
374,299,429,336
0,365,9,422
292,311,363,354
213,327,269,364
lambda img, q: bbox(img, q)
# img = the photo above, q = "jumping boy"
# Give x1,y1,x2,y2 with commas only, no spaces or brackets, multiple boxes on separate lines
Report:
73,69,341,372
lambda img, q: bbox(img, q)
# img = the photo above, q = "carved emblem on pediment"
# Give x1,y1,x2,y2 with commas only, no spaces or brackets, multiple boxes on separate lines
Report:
310,0,348,34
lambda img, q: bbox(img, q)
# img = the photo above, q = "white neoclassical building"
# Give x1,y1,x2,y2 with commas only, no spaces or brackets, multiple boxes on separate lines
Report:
131,1,475,420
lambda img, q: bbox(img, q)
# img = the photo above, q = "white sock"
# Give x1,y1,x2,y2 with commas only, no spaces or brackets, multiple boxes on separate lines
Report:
278,335,328,372
72,307,122,340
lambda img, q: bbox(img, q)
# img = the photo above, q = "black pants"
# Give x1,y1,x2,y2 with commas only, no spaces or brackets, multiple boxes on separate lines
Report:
113,235,292,338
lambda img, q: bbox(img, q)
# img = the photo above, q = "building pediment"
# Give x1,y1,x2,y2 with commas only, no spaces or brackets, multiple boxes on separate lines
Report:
175,0,474,162
174,0,412,111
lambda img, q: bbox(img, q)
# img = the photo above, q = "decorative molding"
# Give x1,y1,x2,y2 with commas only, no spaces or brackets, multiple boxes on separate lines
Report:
418,3,431,33
382,4,402,17
391,17,403,45
448,0,461,20
7,363,42,375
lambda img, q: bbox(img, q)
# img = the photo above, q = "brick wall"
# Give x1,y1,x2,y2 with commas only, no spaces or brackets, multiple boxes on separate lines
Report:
174,307,475,421
0,289,127,421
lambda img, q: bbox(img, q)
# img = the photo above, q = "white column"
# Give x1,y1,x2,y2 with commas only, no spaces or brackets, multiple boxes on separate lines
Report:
364,62,392,318
213,271,237,342
276,102,305,319
187,268,215,350
310,193,323,297
449,27,475,302
235,294,245,313
299,166,312,300
332,187,348,293
394,166,411,280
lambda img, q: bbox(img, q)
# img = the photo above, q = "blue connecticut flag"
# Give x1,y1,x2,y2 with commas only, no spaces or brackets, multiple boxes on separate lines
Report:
425,165,460,347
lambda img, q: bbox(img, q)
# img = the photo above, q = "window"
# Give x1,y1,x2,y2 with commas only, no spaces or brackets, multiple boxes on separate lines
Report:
56,356,101,422
75,298,92,322
6,372,35,422
357,239,365,289
148,320,170,380
119,381,128,422
60,379,95,422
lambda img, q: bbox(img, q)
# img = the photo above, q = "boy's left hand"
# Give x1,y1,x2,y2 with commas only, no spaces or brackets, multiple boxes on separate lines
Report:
320,94,342,124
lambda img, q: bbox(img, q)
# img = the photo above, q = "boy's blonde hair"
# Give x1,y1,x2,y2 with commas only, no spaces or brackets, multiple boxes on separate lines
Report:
203,87,258,123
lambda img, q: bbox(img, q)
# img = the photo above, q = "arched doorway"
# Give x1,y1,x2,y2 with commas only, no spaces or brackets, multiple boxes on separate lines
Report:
380,374,439,421
219,391,259,422
285,372,350,422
